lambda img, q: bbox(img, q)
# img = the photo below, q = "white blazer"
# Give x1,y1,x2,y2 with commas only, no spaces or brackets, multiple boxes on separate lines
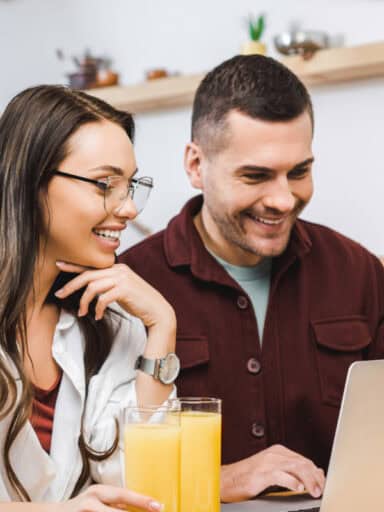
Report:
0,306,166,502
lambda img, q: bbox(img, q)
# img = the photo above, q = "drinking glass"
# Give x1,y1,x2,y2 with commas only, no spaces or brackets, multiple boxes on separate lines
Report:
123,405,180,512
172,397,222,512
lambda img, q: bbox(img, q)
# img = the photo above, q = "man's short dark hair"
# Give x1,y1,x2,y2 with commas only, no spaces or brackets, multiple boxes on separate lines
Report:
191,54,314,155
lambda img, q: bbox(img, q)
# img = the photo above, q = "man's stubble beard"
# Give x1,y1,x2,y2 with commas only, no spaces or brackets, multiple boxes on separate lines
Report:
207,200,307,259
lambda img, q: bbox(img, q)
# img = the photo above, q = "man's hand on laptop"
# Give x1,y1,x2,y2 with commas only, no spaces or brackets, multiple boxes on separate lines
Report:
220,444,325,503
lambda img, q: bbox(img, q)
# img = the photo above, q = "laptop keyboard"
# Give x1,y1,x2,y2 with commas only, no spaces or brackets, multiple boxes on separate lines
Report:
289,508,320,512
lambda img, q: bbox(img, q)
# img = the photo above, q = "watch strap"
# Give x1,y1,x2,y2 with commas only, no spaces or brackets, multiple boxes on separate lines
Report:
135,355,158,377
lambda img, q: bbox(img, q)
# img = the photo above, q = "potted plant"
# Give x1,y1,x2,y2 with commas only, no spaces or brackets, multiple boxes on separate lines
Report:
241,13,266,55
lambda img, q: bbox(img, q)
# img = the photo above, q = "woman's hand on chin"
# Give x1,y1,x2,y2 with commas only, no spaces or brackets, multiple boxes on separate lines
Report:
54,261,176,329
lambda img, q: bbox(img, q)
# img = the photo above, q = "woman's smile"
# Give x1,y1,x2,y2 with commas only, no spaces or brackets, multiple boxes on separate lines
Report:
92,224,126,251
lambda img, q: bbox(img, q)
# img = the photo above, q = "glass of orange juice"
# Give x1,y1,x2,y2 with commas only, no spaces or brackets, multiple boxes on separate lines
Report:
172,397,222,512
123,405,181,512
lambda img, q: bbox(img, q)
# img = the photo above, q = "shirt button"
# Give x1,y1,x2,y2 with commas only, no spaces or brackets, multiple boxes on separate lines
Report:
247,358,261,374
237,295,248,309
251,422,265,438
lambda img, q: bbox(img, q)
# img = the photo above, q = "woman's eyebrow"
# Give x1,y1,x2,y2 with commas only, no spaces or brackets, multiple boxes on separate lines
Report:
88,165,123,176
89,165,138,177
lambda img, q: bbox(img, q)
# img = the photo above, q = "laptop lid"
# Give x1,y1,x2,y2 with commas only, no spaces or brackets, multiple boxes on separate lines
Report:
320,359,384,512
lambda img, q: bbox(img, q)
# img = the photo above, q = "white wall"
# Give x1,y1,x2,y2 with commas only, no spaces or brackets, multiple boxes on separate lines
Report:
1,0,383,254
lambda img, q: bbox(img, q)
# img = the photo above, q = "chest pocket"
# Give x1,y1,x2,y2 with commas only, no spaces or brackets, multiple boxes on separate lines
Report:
176,335,210,369
311,317,371,407
176,335,210,396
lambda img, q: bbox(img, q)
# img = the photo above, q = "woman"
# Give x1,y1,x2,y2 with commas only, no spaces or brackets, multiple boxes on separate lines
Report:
0,85,177,510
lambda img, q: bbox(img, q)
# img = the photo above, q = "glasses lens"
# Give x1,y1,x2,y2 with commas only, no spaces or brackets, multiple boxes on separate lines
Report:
131,178,153,213
104,176,153,214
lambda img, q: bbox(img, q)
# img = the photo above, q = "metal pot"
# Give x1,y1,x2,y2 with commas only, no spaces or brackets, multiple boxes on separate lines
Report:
274,30,330,57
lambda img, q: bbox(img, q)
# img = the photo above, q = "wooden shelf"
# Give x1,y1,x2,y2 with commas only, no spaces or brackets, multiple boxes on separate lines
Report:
87,41,384,114
281,40,384,86
88,72,205,114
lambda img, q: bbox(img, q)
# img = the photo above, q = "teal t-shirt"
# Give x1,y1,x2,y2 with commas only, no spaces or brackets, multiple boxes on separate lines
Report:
210,252,272,344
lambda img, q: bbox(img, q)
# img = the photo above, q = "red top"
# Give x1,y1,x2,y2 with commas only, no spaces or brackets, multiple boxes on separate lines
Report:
30,372,62,453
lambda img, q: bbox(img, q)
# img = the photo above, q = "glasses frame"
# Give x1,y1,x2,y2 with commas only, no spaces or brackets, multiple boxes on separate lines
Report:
51,169,154,213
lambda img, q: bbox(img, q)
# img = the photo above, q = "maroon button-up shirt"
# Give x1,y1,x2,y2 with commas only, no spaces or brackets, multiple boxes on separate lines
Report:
119,196,384,470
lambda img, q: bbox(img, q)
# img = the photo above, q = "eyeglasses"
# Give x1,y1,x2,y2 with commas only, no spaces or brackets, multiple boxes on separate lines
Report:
51,169,153,214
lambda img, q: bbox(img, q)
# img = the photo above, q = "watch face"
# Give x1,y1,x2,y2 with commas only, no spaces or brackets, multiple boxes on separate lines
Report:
159,353,181,384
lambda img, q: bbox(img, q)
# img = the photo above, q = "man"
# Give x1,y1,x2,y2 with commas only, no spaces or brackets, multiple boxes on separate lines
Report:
119,55,384,502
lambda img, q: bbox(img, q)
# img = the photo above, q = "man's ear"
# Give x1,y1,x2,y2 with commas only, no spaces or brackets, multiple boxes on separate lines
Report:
184,142,204,189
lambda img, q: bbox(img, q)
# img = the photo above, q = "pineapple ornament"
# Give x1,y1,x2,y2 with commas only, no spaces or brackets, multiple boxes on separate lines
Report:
241,14,266,55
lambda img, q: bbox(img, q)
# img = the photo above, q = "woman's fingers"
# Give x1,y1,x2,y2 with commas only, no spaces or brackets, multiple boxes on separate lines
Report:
77,278,115,317
94,289,121,320
56,261,92,273
54,261,172,327
89,485,164,511
55,266,117,299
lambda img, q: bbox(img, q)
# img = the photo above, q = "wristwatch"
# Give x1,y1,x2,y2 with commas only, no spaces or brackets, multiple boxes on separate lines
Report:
135,352,181,385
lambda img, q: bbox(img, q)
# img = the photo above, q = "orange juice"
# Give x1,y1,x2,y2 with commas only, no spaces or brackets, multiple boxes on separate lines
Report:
124,423,180,512
179,411,221,512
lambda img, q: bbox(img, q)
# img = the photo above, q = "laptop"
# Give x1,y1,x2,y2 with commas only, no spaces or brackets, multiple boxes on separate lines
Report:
223,360,384,512
292,359,384,512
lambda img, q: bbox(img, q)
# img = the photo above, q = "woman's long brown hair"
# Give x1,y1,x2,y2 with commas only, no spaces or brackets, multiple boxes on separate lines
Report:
0,85,135,500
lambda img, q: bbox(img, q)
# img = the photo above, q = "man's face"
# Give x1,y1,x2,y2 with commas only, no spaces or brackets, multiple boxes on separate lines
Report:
186,110,314,265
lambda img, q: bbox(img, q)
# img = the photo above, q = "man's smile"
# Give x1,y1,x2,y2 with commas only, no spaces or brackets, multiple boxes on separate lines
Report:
245,212,287,226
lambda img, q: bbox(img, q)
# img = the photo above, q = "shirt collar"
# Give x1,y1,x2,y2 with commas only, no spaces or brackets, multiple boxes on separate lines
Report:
56,308,77,331
164,195,235,286
164,194,313,283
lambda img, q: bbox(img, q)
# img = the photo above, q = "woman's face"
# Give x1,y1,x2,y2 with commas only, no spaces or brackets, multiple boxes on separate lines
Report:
42,120,137,269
